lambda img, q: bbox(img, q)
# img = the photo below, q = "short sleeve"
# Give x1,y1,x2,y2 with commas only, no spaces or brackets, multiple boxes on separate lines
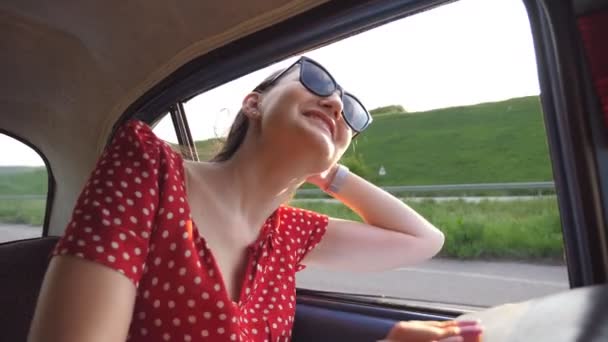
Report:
281,206,329,272
52,120,161,286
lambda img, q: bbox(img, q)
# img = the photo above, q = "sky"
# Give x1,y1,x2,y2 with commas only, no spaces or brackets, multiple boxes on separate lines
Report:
1,0,540,166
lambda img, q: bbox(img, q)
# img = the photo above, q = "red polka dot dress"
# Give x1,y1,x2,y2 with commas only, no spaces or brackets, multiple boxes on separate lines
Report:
52,120,329,342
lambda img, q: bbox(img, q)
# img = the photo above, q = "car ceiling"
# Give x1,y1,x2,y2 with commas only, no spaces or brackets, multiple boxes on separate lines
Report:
0,0,328,235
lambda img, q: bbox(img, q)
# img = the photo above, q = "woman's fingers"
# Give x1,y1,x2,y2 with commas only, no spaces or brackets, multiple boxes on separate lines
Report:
444,324,484,342
383,320,483,342
438,337,464,342
442,324,483,338
412,320,480,329
417,321,456,328
442,326,463,337
440,320,481,328
385,321,445,341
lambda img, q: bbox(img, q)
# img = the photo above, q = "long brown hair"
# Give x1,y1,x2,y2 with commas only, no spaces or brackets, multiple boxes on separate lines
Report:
211,69,285,162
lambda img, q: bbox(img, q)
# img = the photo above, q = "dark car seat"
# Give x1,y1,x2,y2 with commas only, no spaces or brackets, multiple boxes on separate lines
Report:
0,237,59,342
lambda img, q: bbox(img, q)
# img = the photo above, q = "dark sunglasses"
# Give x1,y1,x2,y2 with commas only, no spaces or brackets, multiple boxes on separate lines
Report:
256,56,372,135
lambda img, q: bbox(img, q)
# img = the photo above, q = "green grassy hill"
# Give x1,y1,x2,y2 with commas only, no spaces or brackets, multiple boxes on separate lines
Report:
195,95,553,185
0,167,47,195
346,96,552,185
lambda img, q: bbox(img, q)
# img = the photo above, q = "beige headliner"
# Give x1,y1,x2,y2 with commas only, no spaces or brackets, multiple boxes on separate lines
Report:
1,0,328,236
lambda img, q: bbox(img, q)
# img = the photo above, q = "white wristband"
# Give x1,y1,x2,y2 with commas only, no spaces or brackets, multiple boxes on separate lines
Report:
326,164,349,194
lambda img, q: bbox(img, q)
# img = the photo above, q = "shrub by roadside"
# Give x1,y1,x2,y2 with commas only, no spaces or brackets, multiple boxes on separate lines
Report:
0,199,45,226
291,197,564,262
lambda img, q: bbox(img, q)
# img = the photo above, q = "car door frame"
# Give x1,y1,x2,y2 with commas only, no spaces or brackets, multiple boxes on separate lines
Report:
110,0,608,322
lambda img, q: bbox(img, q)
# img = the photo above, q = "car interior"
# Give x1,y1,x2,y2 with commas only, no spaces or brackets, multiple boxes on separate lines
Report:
1,0,608,341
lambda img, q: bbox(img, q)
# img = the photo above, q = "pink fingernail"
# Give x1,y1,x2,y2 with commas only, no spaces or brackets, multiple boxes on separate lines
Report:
457,320,481,327
460,325,483,335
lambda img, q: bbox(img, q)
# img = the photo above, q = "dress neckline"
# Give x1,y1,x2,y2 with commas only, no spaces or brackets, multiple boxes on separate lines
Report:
177,154,279,306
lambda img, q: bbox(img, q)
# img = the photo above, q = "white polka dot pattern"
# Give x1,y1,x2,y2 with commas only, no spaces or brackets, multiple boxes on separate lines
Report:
52,120,330,341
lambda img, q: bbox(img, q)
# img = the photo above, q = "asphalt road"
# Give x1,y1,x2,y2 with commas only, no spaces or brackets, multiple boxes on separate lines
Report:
1,224,569,310
297,258,569,309
0,223,41,243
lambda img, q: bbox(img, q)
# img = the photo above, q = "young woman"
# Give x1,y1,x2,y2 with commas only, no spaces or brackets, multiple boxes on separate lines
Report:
28,56,482,342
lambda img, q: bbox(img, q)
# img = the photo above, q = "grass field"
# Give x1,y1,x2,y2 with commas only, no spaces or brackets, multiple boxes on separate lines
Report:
0,199,45,226
292,198,563,261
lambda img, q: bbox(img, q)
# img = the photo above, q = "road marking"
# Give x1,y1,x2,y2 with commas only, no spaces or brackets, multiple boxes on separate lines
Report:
397,266,567,287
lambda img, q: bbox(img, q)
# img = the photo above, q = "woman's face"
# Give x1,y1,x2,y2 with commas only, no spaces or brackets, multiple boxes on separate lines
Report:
253,67,353,172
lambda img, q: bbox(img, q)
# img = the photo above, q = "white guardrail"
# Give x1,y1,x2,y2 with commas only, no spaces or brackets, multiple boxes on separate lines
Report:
0,182,555,200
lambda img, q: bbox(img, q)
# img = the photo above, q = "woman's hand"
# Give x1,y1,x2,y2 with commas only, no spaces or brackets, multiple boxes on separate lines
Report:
379,320,483,342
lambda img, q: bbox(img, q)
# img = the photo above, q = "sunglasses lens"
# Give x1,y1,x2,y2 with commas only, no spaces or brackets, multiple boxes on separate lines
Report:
299,58,371,134
301,61,336,96
343,95,370,133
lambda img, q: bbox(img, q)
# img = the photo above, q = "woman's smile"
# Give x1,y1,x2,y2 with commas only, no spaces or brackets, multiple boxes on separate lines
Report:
302,109,336,138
